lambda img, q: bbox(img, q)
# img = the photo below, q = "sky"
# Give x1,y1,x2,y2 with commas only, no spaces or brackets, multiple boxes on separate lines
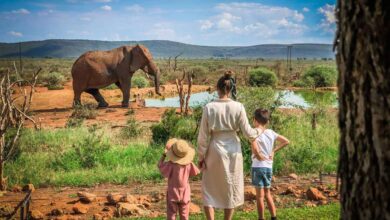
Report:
0,0,336,46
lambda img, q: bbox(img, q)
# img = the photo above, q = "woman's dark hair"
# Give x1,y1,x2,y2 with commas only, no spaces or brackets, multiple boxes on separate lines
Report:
254,108,270,125
217,71,236,99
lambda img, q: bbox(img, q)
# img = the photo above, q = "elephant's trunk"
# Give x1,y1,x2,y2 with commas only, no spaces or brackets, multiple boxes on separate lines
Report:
149,61,161,96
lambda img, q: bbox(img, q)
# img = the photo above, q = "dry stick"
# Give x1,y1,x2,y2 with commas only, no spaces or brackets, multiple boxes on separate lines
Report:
175,71,186,114
184,71,193,115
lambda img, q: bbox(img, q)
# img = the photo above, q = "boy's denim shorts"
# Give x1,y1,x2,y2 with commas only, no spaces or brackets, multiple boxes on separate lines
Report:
251,167,273,188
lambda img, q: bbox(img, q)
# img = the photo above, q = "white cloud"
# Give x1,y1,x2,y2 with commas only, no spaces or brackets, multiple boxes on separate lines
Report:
200,2,306,36
302,7,310,12
318,4,336,32
146,23,176,40
95,0,111,2
200,20,213,30
101,5,112,11
8,31,23,37
126,4,144,13
12,8,30,14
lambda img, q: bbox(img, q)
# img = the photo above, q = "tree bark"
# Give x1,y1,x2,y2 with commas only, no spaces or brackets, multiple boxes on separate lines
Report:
336,0,390,219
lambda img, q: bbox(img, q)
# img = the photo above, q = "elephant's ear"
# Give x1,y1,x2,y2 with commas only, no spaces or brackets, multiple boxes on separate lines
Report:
130,46,147,72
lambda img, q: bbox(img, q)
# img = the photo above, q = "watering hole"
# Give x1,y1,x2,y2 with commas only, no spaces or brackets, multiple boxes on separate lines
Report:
145,90,338,108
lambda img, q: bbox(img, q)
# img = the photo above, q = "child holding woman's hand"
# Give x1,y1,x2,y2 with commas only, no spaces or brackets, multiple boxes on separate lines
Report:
158,138,200,220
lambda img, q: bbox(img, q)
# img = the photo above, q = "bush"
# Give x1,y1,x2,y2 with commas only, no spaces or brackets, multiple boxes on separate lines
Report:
132,75,149,88
302,65,337,88
249,67,277,87
151,109,199,144
66,104,97,127
120,117,143,138
42,72,65,90
188,65,208,80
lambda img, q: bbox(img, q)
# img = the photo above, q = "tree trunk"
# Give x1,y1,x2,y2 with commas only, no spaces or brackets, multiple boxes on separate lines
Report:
336,0,390,219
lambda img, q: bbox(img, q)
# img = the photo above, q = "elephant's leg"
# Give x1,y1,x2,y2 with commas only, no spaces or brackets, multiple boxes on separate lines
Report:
85,88,109,108
118,79,131,108
73,89,82,107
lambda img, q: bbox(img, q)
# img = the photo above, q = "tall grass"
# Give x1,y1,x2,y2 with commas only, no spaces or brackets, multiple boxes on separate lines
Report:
5,127,163,187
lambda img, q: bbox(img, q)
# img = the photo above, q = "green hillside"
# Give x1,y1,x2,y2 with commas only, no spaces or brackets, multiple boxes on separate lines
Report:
0,39,334,59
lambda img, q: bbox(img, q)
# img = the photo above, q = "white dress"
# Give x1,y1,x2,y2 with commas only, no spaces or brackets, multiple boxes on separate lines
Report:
197,99,259,209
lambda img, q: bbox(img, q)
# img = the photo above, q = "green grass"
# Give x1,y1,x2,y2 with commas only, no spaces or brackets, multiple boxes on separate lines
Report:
5,107,339,187
5,127,164,187
130,203,340,220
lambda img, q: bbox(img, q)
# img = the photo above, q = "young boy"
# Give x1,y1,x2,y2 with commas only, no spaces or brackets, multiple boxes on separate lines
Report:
251,109,290,220
158,138,200,220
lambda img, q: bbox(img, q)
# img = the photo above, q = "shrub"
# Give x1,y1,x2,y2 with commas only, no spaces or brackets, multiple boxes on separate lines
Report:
120,117,143,138
151,109,181,144
302,65,337,88
151,109,199,144
42,72,65,90
66,104,97,127
188,65,208,78
249,67,277,87
132,75,149,88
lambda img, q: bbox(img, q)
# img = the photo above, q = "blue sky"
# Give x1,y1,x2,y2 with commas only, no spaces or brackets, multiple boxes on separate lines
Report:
0,0,336,46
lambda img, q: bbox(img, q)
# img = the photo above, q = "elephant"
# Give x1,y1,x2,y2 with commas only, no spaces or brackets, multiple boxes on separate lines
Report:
71,44,161,108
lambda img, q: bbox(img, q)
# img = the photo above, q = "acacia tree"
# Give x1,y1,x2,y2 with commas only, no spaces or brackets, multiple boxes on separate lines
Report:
0,68,40,190
336,0,390,219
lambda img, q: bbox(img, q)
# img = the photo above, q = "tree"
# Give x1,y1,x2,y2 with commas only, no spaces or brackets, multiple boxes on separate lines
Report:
336,0,390,219
0,68,40,190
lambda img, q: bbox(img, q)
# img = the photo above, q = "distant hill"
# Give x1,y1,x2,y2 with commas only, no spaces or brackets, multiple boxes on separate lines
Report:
0,39,334,59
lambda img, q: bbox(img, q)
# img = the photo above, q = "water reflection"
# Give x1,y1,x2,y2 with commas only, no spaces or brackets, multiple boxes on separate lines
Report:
145,90,338,108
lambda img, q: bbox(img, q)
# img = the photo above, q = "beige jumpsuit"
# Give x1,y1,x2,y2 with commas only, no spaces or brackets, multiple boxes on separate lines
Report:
197,99,259,209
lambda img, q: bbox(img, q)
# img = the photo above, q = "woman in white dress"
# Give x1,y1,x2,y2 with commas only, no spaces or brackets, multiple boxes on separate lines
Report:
197,72,262,220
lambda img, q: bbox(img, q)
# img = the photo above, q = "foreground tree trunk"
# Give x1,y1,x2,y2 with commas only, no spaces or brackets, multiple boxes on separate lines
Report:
336,0,390,219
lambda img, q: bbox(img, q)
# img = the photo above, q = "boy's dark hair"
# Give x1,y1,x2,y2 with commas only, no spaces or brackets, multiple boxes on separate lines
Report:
254,108,270,125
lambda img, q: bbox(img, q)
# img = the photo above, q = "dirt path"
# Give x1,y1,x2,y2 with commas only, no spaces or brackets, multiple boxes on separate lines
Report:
1,175,338,219
21,82,211,128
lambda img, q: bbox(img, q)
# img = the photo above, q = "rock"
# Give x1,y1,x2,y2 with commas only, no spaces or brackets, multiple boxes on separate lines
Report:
328,191,338,197
189,203,201,213
72,203,89,214
317,185,325,191
304,201,317,207
23,183,35,192
142,201,152,208
272,176,277,182
288,173,298,180
93,213,103,220
107,193,122,205
151,193,164,203
102,206,111,212
285,186,296,195
317,200,328,205
77,192,96,203
306,187,326,201
12,185,22,192
136,195,151,204
120,194,137,204
51,208,64,216
30,210,44,220
116,203,144,217
244,187,257,201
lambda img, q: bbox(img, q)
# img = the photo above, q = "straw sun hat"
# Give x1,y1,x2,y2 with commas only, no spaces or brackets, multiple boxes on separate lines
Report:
166,139,195,165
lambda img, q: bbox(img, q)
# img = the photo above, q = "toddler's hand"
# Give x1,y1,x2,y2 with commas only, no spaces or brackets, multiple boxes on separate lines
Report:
269,151,275,160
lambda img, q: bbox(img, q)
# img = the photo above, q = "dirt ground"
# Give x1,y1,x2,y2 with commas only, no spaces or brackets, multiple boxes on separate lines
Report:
20,82,211,128
1,175,338,219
